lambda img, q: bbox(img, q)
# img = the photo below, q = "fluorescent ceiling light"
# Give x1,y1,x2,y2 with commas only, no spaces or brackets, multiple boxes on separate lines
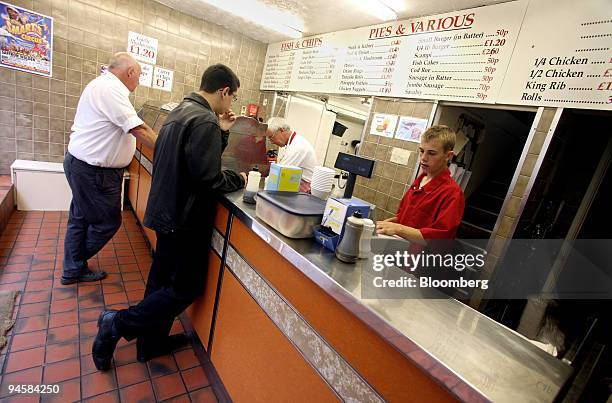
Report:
198,0,303,38
356,0,398,21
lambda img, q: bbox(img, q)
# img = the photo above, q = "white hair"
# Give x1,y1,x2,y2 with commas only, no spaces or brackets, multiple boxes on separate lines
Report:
267,117,291,133
108,52,138,71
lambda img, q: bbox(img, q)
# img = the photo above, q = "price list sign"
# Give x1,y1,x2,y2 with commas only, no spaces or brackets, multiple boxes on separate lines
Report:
498,0,611,109
127,31,158,65
337,29,402,96
389,1,526,102
261,44,297,90
292,36,342,90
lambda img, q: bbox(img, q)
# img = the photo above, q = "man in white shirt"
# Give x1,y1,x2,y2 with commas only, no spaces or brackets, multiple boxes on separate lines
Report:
61,52,156,285
266,117,319,192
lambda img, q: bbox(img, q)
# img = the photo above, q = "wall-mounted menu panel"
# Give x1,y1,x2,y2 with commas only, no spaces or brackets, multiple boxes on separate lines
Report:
390,0,526,102
498,0,611,109
261,1,527,103
261,0,611,111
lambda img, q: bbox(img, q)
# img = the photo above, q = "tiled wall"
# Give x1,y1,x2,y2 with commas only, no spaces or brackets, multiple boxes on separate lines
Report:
353,98,434,220
0,0,273,174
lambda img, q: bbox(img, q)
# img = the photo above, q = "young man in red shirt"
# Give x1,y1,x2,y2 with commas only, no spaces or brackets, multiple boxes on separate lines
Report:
376,125,465,244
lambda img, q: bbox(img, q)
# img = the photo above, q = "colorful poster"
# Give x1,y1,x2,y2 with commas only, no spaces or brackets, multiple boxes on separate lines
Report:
139,62,153,87
127,31,158,65
369,113,398,137
152,66,173,92
395,116,428,142
0,2,52,77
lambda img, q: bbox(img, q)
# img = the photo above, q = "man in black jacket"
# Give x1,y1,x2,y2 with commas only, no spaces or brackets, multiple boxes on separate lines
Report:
92,64,247,370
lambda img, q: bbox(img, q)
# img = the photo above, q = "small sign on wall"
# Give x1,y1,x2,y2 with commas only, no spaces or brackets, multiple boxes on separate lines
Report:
139,62,153,87
127,31,158,65
152,66,173,92
394,116,428,143
369,113,398,137
390,148,412,165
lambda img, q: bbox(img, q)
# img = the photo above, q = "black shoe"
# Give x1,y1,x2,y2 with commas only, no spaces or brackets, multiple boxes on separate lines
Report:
92,310,121,370
61,270,107,285
136,333,191,363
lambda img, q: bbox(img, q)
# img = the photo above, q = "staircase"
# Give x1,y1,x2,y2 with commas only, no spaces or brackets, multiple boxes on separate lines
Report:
458,179,508,239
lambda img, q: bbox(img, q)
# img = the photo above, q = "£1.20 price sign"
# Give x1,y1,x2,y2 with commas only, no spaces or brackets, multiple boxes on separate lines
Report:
127,31,158,65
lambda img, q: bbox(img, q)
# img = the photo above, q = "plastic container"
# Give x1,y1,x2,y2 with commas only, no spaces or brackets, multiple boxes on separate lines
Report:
359,219,375,258
256,191,326,238
243,168,261,204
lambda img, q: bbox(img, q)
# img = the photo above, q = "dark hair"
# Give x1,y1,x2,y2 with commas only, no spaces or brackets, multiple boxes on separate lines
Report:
199,64,240,94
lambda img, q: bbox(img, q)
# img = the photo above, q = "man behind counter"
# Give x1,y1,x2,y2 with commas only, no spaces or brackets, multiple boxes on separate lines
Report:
92,64,247,370
376,125,465,244
266,117,319,193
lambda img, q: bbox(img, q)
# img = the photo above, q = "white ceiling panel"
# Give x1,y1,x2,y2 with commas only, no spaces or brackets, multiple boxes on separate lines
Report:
155,0,515,44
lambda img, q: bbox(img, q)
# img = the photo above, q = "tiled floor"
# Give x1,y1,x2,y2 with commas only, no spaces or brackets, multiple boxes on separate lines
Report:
0,209,218,402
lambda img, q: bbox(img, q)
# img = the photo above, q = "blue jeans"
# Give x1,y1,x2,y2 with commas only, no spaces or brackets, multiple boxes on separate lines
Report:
62,153,123,278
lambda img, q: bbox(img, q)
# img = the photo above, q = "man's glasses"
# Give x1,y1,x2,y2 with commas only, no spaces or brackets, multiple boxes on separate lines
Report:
221,88,238,102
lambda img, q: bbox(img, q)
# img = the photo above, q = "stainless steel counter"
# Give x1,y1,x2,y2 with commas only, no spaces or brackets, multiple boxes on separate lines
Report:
220,190,572,403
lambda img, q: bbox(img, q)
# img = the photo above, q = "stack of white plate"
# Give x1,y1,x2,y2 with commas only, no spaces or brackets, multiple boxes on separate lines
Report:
311,166,335,199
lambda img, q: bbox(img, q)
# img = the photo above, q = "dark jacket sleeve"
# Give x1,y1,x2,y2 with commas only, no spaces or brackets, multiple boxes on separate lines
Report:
185,122,245,193
220,129,230,151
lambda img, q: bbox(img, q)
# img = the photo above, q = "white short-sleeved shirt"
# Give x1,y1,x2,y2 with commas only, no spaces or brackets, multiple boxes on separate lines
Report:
278,132,319,182
68,72,143,168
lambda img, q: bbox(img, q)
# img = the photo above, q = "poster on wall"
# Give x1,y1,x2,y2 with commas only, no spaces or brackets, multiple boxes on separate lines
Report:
369,113,398,137
139,62,153,87
152,66,173,92
394,116,428,142
127,31,158,65
0,2,52,77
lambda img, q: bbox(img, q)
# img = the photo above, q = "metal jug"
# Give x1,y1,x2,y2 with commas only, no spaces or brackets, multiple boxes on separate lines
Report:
335,211,364,263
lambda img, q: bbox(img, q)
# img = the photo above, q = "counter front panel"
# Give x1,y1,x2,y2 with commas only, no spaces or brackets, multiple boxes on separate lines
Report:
210,269,341,403
185,249,223,348
228,217,457,402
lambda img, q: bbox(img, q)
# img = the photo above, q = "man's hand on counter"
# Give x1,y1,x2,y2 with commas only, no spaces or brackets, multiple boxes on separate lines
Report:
219,109,237,132
376,221,402,236
240,172,247,185
376,221,427,245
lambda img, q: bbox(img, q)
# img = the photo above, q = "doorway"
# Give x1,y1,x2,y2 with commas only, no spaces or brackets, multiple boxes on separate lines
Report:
433,104,536,240
489,109,612,403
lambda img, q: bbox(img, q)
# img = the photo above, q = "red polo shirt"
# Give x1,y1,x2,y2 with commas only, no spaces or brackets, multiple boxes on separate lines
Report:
396,168,465,239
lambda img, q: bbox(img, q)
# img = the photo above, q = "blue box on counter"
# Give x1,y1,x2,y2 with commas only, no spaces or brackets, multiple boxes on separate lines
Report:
313,225,340,251
315,197,371,251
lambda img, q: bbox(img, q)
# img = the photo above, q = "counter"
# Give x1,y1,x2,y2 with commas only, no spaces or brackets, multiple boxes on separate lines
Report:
127,103,571,401
184,191,571,402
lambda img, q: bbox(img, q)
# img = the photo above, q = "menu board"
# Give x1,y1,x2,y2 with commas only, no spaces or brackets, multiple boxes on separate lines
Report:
498,0,611,109
261,1,527,103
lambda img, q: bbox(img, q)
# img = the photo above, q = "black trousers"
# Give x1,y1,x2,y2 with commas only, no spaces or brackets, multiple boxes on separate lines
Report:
115,230,209,343
63,153,123,278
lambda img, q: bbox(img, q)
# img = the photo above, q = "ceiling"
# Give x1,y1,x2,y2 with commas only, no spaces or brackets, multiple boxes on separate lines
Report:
155,0,513,44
